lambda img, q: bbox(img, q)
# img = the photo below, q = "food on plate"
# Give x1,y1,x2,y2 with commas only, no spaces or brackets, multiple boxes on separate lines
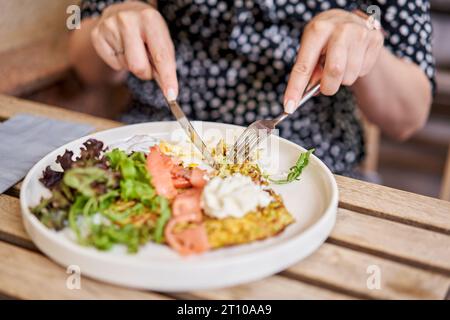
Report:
31,136,312,255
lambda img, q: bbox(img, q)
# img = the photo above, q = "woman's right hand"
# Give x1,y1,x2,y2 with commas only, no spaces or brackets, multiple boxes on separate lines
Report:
91,1,178,100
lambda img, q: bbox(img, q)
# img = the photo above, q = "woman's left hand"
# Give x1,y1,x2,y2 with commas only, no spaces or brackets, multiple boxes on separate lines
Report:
284,9,384,113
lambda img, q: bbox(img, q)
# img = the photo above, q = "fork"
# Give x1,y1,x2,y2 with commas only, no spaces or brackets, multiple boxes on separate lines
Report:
227,84,321,163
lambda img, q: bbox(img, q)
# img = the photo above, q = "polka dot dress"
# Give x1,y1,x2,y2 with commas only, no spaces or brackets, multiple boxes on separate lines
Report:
81,0,435,176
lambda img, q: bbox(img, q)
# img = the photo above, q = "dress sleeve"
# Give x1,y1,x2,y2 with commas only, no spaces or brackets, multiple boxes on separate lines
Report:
375,0,436,93
80,0,125,19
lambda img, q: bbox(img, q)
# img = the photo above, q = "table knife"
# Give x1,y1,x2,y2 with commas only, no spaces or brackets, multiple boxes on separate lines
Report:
167,99,217,168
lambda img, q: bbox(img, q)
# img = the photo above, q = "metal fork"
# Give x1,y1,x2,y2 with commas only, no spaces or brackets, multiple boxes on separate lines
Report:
227,84,320,163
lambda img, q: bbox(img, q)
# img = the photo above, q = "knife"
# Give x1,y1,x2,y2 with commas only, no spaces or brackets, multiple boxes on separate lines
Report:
167,99,217,168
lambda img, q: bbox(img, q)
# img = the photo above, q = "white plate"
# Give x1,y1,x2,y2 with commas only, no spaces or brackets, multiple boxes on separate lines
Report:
20,121,338,292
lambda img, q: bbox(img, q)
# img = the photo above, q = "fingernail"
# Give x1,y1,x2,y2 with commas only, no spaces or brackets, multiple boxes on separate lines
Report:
166,88,177,101
284,100,296,114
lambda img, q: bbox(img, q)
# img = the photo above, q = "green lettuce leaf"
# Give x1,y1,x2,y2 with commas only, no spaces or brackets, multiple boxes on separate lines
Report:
153,197,171,243
63,167,115,197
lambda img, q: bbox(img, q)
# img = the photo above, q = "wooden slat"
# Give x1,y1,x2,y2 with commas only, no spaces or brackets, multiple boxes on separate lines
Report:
4,183,21,198
330,209,450,274
360,117,380,173
336,175,450,234
285,243,450,300
0,241,168,300
192,243,450,300
188,275,354,300
0,94,120,131
2,195,449,299
0,195,33,249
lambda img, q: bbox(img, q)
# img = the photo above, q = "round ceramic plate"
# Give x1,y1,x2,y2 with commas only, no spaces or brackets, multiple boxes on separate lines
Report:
20,121,338,292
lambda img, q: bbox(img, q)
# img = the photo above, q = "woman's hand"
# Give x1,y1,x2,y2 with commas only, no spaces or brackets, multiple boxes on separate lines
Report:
90,1,178,99
284,9,384,113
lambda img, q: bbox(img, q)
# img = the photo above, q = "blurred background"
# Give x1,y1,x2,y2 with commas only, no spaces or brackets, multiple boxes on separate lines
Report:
0,0,449,200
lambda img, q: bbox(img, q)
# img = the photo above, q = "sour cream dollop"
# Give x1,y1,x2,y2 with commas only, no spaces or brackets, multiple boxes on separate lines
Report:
202,174,272,219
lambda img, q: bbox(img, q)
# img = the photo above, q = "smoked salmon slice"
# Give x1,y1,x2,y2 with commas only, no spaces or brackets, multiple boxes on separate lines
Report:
172,188,203,221
146,146,177,199
170,165,191,189
147,145,208,195
165,187,209,255
164,214,210,255
189,167,207,188
148,145,211,255
171,176,192,189
171,166,207,189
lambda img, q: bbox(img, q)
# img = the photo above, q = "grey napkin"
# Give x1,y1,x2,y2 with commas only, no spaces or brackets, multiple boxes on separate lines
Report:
0,114,94,193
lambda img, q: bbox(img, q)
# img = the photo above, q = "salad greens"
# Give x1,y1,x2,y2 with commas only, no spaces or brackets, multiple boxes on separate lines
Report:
153,197,171,243
32,139,171,253
269,149,314,185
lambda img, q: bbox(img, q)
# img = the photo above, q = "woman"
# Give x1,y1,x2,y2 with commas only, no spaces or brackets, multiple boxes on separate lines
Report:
70,0,434,176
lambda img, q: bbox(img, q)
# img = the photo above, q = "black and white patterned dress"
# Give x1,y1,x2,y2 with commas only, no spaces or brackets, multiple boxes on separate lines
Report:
80,0,435,176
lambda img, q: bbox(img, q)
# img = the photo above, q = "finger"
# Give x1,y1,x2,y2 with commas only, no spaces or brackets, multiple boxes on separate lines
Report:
321,32,348,96
99,18,127,68
342,24,371,85
360,31,384,76
342,42,366,86
284,21,332,113
117,12,153,80
91,26,124,71
306,63,323,91
141,9,178,100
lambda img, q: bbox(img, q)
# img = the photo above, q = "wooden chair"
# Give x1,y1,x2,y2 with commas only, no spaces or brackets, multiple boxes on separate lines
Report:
360,119,380,175
0,0,129,119
0,0,77,95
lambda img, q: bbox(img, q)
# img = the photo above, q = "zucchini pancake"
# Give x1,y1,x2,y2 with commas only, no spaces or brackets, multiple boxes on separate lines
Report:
32,136,310,256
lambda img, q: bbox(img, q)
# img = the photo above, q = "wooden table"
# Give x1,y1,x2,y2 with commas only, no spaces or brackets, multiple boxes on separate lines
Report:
1,94,449,300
